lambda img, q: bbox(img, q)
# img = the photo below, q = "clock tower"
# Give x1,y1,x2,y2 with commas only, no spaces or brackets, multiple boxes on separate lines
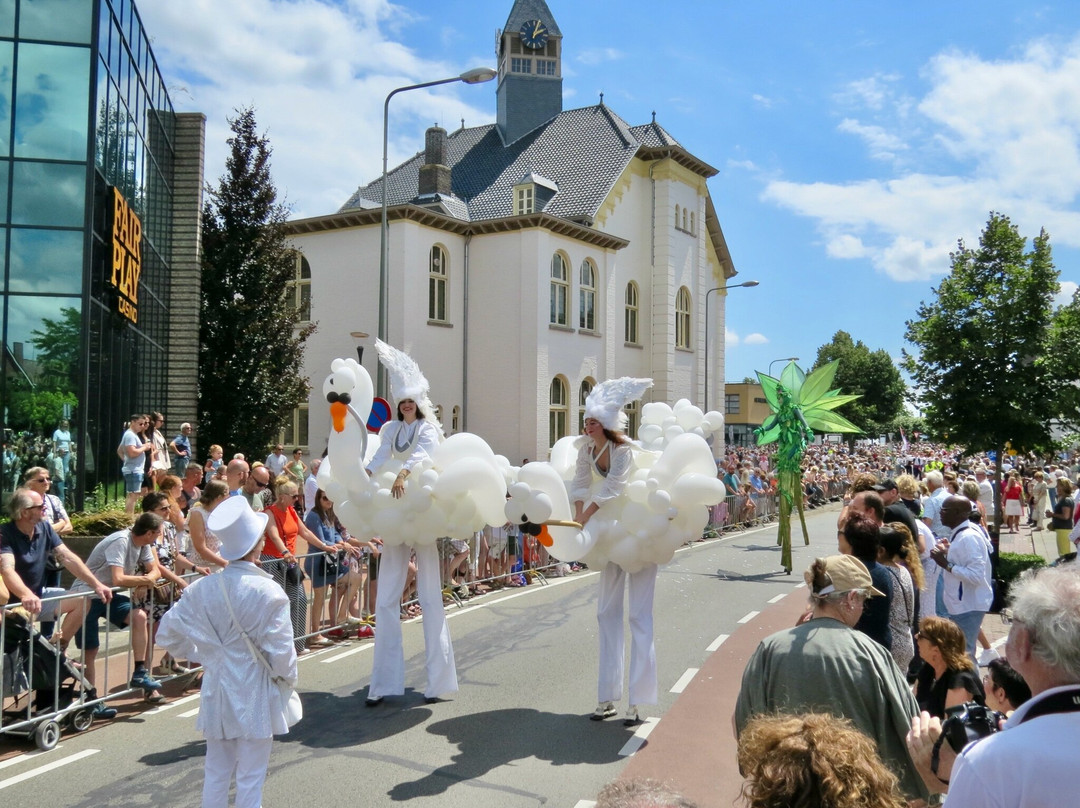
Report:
496,0,563,145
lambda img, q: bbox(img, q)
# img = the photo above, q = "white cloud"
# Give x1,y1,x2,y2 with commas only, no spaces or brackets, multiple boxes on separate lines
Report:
1057,280,1079,307
727,158,759,172
752,93,773,108
576,47,625,65
837,118,908,161
744,333,769,345
764,36,1080,281
725,327,740,347
139,0,494,218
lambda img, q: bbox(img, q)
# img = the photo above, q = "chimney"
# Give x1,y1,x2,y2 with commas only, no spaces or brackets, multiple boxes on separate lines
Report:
418,125,452,196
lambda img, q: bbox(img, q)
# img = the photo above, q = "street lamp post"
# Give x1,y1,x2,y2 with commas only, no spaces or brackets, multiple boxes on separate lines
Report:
769,356,799,377
704,280,759,411
377,67,497,398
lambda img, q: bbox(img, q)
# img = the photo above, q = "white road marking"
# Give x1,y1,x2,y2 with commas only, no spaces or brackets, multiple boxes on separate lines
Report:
796,581,807,588
767,593,786,603
145,693,201,714
670,668,698,694
574,801,597,808
177,707,201,719
705,633,729,652
322,642,375,663
737,611,759,624
0,748,55,772
618,717,660,756
0,749,100,791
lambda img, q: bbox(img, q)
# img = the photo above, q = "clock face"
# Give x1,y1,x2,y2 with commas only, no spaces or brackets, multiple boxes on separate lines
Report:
519,19,549,50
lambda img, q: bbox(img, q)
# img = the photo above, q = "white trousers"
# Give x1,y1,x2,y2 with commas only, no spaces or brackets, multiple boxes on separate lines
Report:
368,542,458,699
597,561,658,706
202,737,273,808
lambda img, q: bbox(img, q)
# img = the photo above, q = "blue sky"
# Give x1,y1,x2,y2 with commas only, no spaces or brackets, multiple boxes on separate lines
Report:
138,0,1080,384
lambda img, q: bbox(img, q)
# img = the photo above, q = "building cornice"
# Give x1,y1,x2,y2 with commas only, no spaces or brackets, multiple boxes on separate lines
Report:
284,205,629,250
635,145,718,178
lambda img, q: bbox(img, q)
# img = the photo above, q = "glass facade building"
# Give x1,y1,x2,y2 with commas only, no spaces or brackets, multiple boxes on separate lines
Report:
0,0,203,508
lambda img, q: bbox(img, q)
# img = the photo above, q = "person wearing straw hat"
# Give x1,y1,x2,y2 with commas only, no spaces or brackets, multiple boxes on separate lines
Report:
572,376,657,727
363,339,457,707
157,496,298,808
735,555,925,801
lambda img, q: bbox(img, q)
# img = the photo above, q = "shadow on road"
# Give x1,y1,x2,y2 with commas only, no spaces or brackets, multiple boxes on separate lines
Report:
387,707,627,801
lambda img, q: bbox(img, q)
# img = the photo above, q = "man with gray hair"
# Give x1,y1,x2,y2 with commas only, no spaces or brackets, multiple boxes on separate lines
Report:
908,565,1080,805
921,470,949,540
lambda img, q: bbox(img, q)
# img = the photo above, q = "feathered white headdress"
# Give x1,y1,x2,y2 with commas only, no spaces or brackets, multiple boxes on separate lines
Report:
585,377,653,431
374,339,443,434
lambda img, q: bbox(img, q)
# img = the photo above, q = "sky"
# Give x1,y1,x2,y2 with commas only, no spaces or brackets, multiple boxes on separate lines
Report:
137,0,1080,385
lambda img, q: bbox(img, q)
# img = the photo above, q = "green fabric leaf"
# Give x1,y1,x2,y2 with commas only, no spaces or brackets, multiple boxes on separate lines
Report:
803,409,862,433
807,393,862,412
779,362,805,399
757,372,781,410
800,360,839,405
755,423,782,445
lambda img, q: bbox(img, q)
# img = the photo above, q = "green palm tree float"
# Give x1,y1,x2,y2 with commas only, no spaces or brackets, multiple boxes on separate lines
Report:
754,360,861,573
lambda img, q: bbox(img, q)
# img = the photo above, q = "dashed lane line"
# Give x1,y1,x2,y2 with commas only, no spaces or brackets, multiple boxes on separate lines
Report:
0,749,100,792
177,707,201,719
670,668,698,694
321,642,375,663
705,633,729,652
767,592,787,604
618,717,660,757
0,748,54,772
737,611,759,624
144,693,201,715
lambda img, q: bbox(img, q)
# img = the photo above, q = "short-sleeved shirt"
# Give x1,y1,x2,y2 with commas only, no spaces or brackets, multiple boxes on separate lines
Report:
0,520,62,598
173,434,191,458
915,665,985,719
70,529,153,595
120,428,145,475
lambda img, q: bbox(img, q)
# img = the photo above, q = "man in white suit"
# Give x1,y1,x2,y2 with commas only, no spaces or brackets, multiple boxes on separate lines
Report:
157,496,298,808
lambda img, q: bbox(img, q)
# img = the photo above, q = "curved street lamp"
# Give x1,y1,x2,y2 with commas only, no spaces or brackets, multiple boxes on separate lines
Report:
704,280,760,411
377,67,498,397
769,356,800,377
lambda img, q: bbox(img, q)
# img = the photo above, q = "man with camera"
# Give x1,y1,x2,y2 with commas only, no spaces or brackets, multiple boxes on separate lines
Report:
907,565,1080,805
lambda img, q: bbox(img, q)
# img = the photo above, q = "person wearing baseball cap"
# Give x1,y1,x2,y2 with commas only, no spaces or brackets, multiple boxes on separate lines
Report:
735,555,925,801
157,496,298,807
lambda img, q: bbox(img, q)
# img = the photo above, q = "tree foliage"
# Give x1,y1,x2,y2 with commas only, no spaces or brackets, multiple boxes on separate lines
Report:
811,330,906,437
199,107,316,459
903,212,1080,463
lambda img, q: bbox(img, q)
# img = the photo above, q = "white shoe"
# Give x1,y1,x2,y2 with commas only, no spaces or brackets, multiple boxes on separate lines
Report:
590,701,616,721
978,647,1000,666
623,705,643,726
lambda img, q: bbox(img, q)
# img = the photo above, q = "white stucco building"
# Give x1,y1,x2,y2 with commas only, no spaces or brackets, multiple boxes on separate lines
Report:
284,0,741,463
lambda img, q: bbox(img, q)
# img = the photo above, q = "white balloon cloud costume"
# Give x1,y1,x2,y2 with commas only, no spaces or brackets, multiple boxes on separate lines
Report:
318,342,508,704
504,379,725,723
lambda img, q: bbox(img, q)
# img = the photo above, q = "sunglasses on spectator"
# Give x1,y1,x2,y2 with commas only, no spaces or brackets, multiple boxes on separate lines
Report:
35,477,50,482
253,480,269,488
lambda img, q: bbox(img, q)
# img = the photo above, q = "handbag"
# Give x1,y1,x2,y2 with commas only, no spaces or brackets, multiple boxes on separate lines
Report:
321,550,341,578
216,575,302,727
284,561,304,586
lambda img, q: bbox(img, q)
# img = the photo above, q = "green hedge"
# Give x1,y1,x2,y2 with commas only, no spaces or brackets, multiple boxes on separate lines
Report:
996,552,1046,585
69,508,132,537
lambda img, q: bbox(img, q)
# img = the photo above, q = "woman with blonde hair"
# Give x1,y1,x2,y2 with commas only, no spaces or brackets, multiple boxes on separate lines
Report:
1002,471,1024,533
738,713,907,808
1049,476,1074,556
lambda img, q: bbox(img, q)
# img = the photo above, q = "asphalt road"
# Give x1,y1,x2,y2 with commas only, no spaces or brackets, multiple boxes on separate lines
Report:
0,506,843,807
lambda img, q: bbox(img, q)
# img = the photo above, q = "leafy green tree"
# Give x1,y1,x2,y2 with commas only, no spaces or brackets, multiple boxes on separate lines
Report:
30,306,81,394
903,212,1080,524
199,107,316,459
811,330,905,439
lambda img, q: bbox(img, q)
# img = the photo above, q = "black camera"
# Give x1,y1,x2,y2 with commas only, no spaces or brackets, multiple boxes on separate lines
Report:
931,701,1006,777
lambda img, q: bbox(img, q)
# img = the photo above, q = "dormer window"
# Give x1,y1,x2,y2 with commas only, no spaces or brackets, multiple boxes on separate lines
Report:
513,171,558,216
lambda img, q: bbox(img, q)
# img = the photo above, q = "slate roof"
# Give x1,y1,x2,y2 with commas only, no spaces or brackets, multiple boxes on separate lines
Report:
339,104,714,223
504,0,562,37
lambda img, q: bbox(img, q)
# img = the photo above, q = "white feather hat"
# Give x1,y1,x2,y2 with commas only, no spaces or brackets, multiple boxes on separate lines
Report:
374,339,443,432
585,377,653,431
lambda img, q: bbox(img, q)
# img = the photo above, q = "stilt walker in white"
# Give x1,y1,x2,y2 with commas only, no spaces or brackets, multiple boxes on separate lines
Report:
571,377,658,727
364,340,456,706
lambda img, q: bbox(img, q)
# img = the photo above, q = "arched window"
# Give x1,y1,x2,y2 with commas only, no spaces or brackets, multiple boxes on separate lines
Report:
625,399,640,440
675,286,691,349
674,204,680,229
550,253,569,326
690,212,695,235
579,259,596,331
624,281,639,344
549,376,568,448
578,377,595,434
428,245,448,322
451,405,461,433
682,209,688,231
288,252,311,321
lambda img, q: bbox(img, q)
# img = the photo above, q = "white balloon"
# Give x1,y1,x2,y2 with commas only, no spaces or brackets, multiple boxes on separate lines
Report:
524,492,553,524
641,401,673,426
626,479,649,503
638,423,663,444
